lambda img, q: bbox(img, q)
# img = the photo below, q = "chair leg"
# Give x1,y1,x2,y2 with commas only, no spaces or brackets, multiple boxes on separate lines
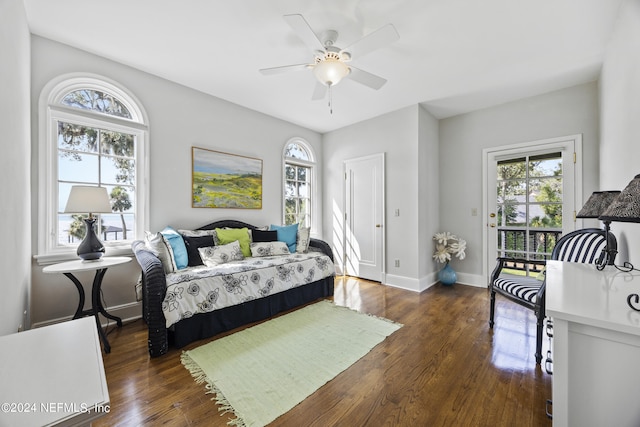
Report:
489,290,495,328
535,312,544,364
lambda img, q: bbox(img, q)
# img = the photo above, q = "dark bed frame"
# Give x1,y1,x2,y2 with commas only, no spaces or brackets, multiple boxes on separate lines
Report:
132,220,335,357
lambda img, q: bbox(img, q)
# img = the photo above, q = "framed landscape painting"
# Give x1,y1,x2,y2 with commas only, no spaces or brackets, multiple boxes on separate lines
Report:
192,147,263,209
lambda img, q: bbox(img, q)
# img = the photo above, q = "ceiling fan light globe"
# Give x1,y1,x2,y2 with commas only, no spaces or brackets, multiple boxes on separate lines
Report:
314,59,350,86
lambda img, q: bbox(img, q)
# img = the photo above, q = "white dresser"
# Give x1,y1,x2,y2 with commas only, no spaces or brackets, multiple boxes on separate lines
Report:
546,260,640,427
0,317,110,426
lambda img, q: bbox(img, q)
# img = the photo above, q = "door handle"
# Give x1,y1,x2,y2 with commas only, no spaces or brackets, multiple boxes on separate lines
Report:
490,223,496,228
376,224,382,228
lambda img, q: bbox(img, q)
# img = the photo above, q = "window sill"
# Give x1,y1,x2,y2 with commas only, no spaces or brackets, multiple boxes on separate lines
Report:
34,244,134,266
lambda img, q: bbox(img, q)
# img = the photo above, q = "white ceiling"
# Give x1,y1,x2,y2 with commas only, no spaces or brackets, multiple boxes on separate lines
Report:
23,0,624,133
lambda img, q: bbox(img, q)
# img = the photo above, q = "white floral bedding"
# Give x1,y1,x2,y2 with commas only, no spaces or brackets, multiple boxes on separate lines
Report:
162,252,335,328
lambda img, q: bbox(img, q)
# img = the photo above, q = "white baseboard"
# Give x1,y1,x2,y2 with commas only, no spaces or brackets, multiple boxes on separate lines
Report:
383,271,486,292
31,301,142,329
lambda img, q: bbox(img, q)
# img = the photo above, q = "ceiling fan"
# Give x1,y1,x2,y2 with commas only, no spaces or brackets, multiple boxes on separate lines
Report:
259,14,400,112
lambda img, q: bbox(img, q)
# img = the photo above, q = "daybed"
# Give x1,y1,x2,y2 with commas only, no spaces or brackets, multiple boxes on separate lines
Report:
132,219,335,357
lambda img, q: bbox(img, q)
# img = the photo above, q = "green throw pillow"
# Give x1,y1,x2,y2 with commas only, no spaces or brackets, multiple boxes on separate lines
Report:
215,228,251,257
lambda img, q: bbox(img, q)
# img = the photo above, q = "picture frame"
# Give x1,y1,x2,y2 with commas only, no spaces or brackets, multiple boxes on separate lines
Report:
192,146,263,209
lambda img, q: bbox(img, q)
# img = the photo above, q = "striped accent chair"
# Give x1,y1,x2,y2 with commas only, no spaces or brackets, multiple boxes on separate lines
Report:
489,228,617,364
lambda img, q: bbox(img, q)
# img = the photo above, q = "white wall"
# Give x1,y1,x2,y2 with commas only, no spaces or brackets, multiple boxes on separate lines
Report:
0,0,31,335
439,82,600,284
418,106,440,281
599,0,640,263
323,105,440,291
29,36,322,326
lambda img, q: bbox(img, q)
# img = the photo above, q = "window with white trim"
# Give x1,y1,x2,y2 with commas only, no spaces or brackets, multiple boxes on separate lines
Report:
38,76,148,260
283,139,315,229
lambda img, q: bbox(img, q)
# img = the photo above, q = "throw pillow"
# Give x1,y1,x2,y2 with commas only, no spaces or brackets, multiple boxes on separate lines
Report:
160,226,189,270
144,231,177,274
270,223,298,253
178,229,219,245
182,235,215,266
251,229,278,243
250,241,290,257
296,226,311,253
198,240,244,267
215,227,251,257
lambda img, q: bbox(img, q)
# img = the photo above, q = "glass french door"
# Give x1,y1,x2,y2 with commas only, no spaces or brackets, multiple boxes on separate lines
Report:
484,136,580,280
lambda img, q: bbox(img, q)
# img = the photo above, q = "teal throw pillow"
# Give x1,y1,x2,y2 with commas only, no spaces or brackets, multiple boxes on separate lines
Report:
270,223,298,253
161,226,189,270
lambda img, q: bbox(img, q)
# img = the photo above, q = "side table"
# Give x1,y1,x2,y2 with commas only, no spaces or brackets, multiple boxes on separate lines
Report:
43,256,131,353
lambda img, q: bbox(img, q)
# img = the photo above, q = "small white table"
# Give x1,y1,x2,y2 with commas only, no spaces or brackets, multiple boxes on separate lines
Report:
0,317,110,427
546,261,640,427
43,256,131,353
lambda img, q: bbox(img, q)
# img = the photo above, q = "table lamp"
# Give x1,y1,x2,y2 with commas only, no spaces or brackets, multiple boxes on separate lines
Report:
576,190,621,268
64,185,112,260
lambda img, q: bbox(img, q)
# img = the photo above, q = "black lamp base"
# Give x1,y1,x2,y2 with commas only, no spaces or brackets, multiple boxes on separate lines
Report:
77,218,105,260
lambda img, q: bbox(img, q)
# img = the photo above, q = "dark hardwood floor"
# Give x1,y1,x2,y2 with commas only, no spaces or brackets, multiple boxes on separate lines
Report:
94,276,552,426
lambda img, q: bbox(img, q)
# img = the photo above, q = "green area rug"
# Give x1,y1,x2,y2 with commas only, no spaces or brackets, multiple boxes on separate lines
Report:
181,300,402,427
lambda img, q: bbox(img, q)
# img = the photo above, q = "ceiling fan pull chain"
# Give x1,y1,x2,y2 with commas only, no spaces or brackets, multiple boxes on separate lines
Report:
328,83,333,114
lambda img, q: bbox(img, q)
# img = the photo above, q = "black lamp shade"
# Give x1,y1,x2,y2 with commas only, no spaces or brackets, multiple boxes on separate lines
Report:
599,174,640,223
576,191,621,218
77,218,105,260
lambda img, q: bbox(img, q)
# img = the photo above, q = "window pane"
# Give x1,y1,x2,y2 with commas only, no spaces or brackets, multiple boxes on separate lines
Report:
497,179,526,202
100,130,135,157
105,185,135,213
61,89,132,119
528,204,562,228
529,177,562,203
529,153,562,177
297,166,308,181
285,165,295,180
285,182,296,197
58,122,98,153
101,157,136,185
497,158,526,180
284,198,297,214
297,182,309,198
284,143,309,161
101,213,134,241
58,152,99,183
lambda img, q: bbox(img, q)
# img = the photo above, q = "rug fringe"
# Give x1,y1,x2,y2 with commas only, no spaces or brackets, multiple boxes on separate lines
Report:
181,352,248,427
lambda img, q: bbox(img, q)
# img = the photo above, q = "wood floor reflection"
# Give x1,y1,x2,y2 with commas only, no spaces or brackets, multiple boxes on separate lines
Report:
94,276,552,426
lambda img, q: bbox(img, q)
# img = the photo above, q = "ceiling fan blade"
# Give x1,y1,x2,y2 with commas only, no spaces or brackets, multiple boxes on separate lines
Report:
259,63,311,75
348,66,387,90
341,24,399,59
311,81,327,100
284,14,326,54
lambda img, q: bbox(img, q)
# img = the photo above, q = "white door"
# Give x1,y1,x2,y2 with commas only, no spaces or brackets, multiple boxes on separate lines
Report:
483,135,582,283
344,153,385,281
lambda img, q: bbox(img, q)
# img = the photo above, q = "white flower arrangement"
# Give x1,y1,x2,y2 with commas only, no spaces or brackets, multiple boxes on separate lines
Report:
433,232,467,264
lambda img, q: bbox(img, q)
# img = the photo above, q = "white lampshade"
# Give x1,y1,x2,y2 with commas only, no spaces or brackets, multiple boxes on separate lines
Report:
313,59,350,86
64,185,112,216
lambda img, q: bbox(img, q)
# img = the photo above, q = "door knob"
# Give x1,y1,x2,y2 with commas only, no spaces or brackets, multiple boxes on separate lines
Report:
490,223,496,228
376,224,382,228
490,213,496,218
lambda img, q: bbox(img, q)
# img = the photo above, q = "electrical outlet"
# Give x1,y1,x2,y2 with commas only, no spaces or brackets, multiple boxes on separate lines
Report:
394,259,400,267
395,209,400,217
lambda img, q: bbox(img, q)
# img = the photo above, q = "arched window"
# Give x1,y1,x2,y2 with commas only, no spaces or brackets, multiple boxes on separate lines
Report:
37,75,148,261
283,138,316,229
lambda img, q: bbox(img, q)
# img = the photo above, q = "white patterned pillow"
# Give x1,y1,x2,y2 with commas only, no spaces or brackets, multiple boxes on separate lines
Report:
250,241,290,257
144,231,177,274
296,226,311,253
198,240,244,266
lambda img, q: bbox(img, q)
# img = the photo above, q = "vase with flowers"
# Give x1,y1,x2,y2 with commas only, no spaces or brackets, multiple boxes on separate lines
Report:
433,232,467,286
